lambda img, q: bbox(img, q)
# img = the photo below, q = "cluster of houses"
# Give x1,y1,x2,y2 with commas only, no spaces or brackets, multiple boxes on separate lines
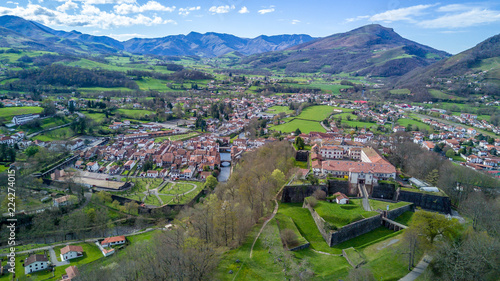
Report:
21,235,126,279
0,98,40,107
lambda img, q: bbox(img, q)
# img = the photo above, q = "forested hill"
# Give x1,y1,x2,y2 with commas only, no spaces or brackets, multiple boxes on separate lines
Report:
236,24,450,76
396,33,500,98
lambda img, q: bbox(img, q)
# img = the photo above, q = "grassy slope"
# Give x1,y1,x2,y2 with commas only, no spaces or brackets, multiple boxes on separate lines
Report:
314,200,379,229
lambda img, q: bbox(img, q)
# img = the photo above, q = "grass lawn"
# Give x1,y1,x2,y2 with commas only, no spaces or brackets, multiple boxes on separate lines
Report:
278,202,336,253
296,105,334,121
314,200,379,229
32,127,74,141
116,109,155,119
293,159,308,169
171,181,204,205
0,106,43,122
397,118,431,131
266,106,294,115
275,214,308,248
82,112,107,123
390,89,411,95
126,229,163,244
0,165,8,173
271,119,325,134
136,77,169,91
394,211,415,226
215,200,416,281
161,182,196,195
368,200,410,212
450,154,466,162
343,247,365,267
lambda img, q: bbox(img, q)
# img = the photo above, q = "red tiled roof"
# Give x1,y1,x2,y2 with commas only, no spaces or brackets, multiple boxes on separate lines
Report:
101,236,126,245
61,245,83,255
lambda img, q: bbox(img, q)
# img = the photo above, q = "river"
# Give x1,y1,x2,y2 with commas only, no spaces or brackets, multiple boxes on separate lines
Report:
218,152,231,182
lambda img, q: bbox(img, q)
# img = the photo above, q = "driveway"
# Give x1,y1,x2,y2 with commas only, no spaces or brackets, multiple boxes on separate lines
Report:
48,247,69,267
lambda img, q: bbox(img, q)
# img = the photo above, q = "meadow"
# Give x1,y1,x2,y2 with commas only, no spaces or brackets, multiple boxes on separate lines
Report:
0,106,43,121
296,105,335,121
271,119,325,134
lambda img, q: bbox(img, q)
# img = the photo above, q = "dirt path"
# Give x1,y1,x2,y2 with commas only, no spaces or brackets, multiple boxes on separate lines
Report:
249,176,295,258
249,200,278,258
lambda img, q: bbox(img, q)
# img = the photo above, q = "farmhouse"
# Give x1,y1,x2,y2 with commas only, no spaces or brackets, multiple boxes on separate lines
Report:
54,195,72,207
60,245,84,261
101,236,126,247
24,254,48,274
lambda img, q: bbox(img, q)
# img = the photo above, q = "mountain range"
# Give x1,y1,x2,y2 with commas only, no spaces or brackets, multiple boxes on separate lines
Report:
0,15,315,57
1,14,499,93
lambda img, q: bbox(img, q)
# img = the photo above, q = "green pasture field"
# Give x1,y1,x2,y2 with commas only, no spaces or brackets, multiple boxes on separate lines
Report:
396,118,431,131
0,106,43,120
265,106,294,115
270,119,325,134
296,105,335,121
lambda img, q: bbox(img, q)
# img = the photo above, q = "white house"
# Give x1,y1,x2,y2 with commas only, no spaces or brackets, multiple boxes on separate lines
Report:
101,236,126,247
146,170,158,178
24,254,48,274
86,162,99,172
335,192,349,204
60,245,84,261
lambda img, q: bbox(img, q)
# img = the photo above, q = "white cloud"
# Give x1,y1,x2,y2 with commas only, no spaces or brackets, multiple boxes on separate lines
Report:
105,33,145,41
345,15,369,23
291,19,300,25
178,6,200,16
0,3,172,29
114,1,175,15
258,6,275,15
56,0,135,4
56,1,78,12
437,4,470,12
369,4,433,22
81,3,100,15
238,6,249,14
6,1,19,4
209,5,234,14
419,9,500,28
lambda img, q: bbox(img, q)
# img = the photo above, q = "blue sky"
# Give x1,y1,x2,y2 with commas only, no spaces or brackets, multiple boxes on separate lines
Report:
0,0,499,54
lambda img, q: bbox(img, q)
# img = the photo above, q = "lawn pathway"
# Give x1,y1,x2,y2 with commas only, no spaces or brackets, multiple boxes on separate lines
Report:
249,175,295,258
249,199,278,259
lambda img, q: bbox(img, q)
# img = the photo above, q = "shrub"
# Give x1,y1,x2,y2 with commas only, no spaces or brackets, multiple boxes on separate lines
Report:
324,222,337,232
281,228,299,248
313,189,326,200
307,197,317,207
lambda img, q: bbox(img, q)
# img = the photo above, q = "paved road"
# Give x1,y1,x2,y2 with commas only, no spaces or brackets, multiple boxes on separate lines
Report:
399,255,432,281
359,184,372,211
